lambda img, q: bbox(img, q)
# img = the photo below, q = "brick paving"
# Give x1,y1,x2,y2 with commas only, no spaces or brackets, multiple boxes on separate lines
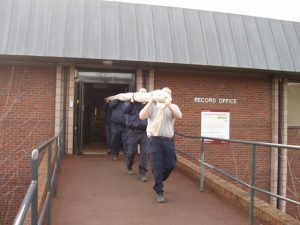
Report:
52,154,262,225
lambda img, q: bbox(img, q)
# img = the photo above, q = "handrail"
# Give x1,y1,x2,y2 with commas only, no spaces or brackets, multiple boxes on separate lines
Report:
13,181,37,225
176,132,300,149
13,128,64,225
174,132,300,225
201,136,300,150
36,137,56,153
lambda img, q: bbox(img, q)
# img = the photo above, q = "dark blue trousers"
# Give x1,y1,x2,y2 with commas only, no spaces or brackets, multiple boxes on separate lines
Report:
127,130,149,175
110,123,128,157
149,137,177,194
105,123,111,149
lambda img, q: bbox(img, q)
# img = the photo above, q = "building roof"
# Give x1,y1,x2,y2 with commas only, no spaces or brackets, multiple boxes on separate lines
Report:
1,0,300,72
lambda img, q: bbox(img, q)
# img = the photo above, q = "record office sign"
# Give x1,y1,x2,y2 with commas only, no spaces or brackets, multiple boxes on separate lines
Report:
194,97,237,104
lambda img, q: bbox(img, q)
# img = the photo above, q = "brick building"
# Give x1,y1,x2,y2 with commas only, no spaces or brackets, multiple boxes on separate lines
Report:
0,0,300,224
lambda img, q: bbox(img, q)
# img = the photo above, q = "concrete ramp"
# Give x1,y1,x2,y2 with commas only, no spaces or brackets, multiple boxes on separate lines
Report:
52,155,262,225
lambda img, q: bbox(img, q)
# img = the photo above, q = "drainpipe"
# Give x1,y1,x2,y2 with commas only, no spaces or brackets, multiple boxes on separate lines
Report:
136,67,143,90
62,66,68,154
270,77,279,207
277,77,287,212
148,69,155,91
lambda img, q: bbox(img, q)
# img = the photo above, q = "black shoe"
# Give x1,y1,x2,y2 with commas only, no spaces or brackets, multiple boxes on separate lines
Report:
156,193,165,203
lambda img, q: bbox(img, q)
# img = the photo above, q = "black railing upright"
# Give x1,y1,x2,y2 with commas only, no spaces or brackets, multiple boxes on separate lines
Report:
13,128,64,225
174,132,300,225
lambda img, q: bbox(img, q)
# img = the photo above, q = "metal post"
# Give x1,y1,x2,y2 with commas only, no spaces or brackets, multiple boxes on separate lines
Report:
31,150,39,225
54,138,59,197
249,144,256,225
200,138,205,192
59,131,63,171
58,134,62,173
47,144,52,225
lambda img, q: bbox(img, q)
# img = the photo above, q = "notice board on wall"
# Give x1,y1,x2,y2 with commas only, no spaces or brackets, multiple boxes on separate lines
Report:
201,110,230,144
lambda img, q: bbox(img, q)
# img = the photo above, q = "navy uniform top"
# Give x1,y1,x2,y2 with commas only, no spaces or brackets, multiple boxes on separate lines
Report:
122,101,147,131
109,100,126,127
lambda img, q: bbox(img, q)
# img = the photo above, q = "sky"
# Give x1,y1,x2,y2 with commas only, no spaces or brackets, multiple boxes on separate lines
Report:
108,0,300,22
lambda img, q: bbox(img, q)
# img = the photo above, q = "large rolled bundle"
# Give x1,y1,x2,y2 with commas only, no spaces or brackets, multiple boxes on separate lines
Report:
104,92,133,102
104,89,173,136
104,90,172,104
131,92,151,103
151,90,172,104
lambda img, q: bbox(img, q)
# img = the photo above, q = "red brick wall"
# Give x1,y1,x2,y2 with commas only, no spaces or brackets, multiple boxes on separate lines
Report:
155,71,272,200
287,128,300,219
0,65,56,225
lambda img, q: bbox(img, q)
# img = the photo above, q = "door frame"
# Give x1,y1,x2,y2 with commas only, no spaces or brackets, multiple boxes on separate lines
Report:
73,70,135,154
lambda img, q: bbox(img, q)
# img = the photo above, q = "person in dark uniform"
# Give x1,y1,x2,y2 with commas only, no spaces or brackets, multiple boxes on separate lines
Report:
102,101,112,153
83,101,93,145
139,87,182,203
109,99,128,160
122,88,149,182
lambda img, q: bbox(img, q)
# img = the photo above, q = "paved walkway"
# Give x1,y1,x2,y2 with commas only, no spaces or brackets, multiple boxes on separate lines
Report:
52,154,262,225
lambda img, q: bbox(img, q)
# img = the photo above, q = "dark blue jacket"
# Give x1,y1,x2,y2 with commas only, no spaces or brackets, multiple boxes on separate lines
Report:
109,100,126,127
102,102,112,125
122,101,147,131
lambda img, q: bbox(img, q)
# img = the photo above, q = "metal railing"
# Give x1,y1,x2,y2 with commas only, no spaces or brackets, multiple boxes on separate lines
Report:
175,132,300,225
13,129,64,225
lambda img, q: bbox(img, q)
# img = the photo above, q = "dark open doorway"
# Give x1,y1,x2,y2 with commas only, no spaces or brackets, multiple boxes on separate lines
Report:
73,71,135,154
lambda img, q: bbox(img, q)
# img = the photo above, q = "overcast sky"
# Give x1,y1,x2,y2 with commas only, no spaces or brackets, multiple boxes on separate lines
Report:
109,0,300,22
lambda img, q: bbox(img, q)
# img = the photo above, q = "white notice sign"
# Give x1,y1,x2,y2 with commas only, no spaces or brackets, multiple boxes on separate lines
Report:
201,110,230,144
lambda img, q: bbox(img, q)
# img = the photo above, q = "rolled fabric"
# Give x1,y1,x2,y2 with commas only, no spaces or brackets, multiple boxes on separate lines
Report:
151,90,172,103
147,102,166,136
105,90,172,104
147,91,172,136
104,90,172,136
104,92,133,102
132,92,152,103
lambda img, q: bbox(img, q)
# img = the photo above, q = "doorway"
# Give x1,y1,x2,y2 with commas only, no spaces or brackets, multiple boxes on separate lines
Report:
73,71,135,154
